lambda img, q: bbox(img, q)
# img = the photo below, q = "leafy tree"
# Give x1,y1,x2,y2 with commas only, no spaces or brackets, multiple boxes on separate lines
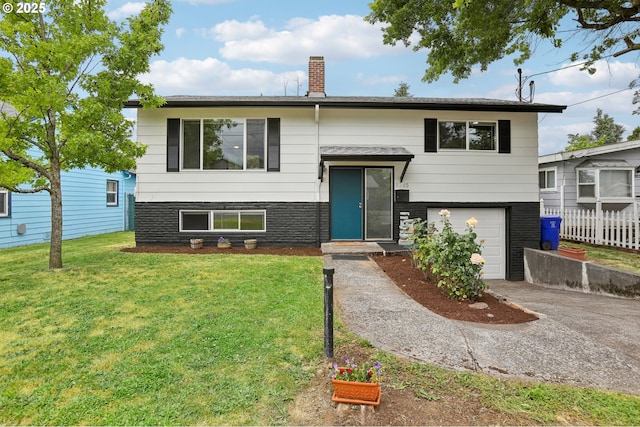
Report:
566,109,625,151
366,0,640,101
393,81,413,97
627,126,640,141
0,0,171,269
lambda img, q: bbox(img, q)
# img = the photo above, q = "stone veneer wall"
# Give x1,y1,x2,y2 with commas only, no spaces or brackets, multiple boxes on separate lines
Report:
135,202,330,247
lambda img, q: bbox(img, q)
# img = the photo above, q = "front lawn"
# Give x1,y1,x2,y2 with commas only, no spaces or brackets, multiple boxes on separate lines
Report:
0,232,324,425
1,233,639,425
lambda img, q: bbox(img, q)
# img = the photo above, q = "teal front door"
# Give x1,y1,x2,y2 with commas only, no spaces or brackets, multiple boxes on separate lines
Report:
330,168,363,240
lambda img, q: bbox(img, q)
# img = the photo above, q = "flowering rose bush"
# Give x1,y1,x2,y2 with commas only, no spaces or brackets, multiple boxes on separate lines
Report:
331,358,382,383
411,211,487,301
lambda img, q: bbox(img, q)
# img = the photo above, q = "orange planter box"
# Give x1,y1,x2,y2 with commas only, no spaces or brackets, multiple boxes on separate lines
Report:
331,378,381,406
558,246,586,261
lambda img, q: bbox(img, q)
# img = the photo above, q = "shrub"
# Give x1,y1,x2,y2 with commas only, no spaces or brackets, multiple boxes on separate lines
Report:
411,209,487,301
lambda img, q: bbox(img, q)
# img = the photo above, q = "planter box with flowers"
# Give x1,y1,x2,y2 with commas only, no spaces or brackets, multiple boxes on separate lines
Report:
331,358,382,406
217,236,231,248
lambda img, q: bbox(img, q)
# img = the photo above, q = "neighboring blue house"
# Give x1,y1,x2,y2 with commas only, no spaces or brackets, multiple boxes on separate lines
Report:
0,168,136,249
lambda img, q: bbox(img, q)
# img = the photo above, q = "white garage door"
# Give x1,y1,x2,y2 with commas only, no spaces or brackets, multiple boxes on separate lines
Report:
426,208,506,279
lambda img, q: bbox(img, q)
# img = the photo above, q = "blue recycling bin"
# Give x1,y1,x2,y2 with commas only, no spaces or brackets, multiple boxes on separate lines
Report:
540,215,562,250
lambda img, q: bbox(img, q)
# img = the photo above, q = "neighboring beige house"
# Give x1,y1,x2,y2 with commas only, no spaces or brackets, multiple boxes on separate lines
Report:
126,56,566,280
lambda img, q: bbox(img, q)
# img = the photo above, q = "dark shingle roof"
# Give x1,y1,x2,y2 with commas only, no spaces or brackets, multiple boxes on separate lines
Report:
125,95,566,113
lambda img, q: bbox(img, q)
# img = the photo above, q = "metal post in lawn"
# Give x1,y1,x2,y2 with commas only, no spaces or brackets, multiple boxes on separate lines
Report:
323,268,334,359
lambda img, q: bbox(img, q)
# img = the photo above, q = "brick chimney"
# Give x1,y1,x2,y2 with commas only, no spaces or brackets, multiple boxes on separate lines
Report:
307,56,325,97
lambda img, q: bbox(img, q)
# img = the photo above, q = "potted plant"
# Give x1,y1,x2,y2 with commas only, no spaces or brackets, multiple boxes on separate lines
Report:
190,238,204,249
217,236,231,249
331,358,382,406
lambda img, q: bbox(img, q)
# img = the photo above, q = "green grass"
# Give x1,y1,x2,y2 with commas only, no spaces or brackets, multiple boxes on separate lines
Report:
0,233,324,425
347,345,640,425
562,240,640,274
1,232,639,425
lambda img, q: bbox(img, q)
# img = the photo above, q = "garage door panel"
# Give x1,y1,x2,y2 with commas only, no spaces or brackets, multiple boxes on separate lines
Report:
426,208,505,279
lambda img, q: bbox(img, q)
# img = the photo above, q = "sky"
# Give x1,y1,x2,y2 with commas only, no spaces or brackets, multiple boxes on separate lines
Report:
105,0,640,155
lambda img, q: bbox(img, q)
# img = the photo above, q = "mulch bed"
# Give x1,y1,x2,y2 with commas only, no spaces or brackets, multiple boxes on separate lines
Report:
371,254,538,324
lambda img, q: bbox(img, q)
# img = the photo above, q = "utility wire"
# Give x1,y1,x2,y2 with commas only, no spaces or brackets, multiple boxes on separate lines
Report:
538,86,633,124
525,53,617,79
566,87,632,107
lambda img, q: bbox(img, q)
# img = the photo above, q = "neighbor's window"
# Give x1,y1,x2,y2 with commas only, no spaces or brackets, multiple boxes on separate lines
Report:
0,190,8,216
180,210,266,232
439,121,497,151
106,180,119,206
577,168,633,201
539,168,557,191
182,118,266,171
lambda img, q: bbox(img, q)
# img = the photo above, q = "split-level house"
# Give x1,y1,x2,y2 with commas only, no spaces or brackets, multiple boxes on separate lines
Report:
125,56,566,280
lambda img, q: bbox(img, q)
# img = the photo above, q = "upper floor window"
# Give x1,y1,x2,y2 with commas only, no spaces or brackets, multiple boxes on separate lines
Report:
0,190,9,216
539,167,557,191
577,167,633,202
182,118,266,171
438,121,497,151
106,180,119,206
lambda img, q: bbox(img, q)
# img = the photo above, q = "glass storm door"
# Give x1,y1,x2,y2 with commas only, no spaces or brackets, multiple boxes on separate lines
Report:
365,168,393,240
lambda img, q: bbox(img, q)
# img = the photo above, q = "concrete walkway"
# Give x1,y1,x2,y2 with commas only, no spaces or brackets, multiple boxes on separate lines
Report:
324,254,640,395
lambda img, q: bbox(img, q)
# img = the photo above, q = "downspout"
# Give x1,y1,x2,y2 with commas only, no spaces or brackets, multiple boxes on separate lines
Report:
315,104,321,247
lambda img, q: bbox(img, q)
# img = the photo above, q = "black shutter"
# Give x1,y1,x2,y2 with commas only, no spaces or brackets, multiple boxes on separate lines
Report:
267,118,280,172
167,118,180,172
424,118,438,152
498,120,511,153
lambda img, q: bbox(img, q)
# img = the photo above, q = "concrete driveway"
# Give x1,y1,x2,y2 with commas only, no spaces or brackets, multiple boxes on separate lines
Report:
325,255,640,395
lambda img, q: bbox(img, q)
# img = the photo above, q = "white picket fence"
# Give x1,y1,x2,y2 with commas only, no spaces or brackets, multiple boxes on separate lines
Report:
541,201,640,250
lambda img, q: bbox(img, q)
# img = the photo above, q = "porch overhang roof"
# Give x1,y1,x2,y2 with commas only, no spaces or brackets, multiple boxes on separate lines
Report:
319,146,415,182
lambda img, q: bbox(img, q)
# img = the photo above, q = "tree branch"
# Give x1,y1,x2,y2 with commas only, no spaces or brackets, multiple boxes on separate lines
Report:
1,185,50,194
1,149,51,180
614,36,640,56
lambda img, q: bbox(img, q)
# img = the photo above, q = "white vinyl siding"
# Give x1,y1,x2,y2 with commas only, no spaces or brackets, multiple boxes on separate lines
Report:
135,108,539,204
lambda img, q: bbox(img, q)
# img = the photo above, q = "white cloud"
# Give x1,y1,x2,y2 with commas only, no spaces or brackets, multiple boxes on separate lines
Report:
175,28,185,38
535,87,637,154
208,19,272,42
107,2,146,19
547,60,639,89
140,57,306,95
200,15,407,64
356,73,403,86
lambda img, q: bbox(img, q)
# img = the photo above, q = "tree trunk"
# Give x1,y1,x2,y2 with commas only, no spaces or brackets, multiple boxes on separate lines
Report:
49,162,63,269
